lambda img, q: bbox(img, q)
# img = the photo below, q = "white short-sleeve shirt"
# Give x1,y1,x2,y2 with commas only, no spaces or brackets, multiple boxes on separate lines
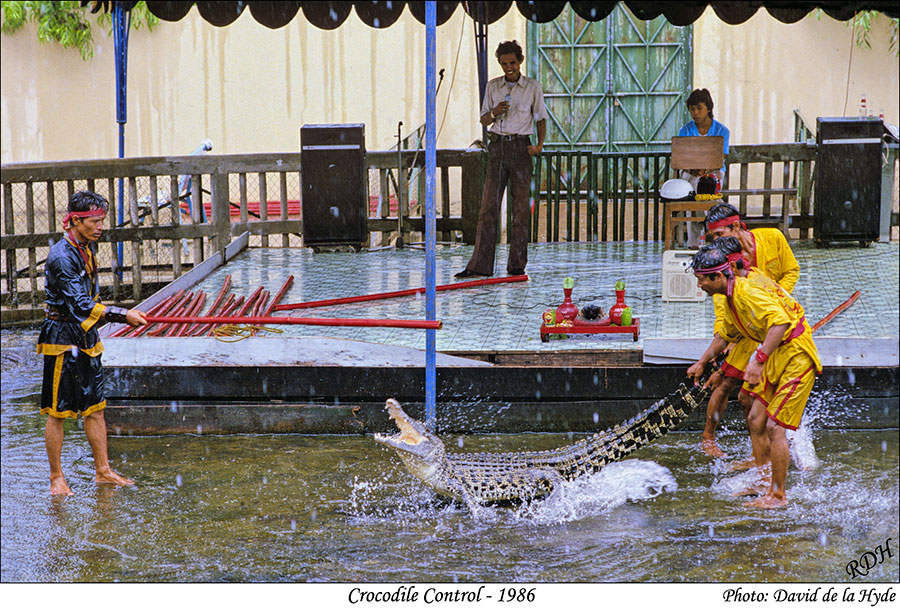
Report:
481,74,549,137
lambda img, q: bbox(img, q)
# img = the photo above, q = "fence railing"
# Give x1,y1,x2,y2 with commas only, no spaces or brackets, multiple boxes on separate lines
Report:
3,142,893,323
529,142,819,243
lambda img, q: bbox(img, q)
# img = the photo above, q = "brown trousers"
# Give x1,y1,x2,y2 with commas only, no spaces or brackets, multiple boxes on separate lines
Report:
464,138,533,275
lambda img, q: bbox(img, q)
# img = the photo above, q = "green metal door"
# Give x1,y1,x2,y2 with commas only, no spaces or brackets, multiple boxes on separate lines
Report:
527,4,693,153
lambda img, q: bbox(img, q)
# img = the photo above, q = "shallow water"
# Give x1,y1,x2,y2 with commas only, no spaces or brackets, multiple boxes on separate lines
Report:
2,328,898,583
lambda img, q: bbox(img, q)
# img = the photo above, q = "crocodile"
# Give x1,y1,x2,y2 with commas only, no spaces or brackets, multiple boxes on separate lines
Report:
374,377,713,506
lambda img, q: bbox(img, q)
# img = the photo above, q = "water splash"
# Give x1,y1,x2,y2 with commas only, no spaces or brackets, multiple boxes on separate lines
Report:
509,460,679,524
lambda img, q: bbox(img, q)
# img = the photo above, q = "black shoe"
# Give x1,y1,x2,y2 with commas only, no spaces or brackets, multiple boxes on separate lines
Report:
508,269,526,276
454,269,491,279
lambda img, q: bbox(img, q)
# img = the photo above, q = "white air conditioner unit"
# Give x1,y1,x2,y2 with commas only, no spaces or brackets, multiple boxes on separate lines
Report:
662,250,706,302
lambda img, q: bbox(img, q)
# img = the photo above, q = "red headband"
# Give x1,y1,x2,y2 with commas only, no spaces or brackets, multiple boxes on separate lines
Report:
62,208,106,226
694,261,731,275
707,215,742,230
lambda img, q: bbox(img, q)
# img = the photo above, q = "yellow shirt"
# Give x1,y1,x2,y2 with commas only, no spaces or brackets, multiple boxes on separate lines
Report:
750,227,799,294
719,274,821,374
712,228,799,338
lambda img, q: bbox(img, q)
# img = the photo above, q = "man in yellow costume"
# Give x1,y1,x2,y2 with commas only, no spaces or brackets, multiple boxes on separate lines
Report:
700,202,800,458
688,244,820,508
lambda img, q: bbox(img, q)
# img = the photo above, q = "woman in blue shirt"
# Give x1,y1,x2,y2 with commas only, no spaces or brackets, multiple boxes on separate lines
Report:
677,88,730,186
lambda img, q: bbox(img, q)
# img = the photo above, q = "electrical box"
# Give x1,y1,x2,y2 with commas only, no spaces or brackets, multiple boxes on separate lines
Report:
662,250,706,302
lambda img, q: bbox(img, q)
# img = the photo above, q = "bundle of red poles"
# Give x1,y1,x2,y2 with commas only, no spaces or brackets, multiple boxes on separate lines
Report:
111,274,527,337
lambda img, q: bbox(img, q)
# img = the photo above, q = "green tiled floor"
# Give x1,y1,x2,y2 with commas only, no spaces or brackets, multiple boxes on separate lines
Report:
188,240,900,352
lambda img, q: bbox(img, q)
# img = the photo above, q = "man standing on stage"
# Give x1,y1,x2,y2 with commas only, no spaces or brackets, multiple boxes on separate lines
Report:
455,40,548,279
37,190,147,495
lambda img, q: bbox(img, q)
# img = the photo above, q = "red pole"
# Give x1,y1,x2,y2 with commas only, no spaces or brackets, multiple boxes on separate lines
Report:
127,290,188,338
190,293,237,337
274,274,528,311
145,315,442,330
172,292,207,337
147,291,196,336
111,293,172,337
812,291,861,334
263,275,294,317
205,295,244,336
183,275,231,336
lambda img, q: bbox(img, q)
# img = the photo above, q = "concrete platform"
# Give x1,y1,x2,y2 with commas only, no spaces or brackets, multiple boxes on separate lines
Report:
102,240,899,434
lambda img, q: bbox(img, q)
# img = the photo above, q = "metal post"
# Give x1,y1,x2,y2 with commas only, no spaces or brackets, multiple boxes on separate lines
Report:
113,4,131,274
474,5,488,143
397,121,404,246
425,1,437,430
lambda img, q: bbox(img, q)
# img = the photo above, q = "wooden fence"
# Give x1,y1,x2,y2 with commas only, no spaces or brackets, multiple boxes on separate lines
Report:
3,142,895,324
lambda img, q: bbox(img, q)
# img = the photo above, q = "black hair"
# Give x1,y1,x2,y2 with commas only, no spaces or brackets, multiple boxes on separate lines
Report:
495,40,524,62
690,244,732,278
69,190,109,214
705,202,742,230
686,88,714,120
713,236,745,269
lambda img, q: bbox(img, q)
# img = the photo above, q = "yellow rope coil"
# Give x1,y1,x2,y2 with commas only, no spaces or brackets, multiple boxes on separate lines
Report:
210,324,284,342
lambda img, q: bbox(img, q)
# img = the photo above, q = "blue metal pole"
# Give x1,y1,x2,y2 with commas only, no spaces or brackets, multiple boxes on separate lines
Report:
113,4,131,274
424,1,437,430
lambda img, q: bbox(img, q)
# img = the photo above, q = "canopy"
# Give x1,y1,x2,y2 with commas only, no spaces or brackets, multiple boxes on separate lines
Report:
129,1,898,29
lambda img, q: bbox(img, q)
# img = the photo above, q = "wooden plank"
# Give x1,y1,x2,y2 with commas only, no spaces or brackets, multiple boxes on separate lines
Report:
169,175,182,279
3,183,16,307
46,180,56,232
25,182,38,306
106,177,120,302
238,173,248,224
210,172,232,253
279,171,289,247
190,174,203,263
258,172,269,247
148,175,159,225
440,165,450,241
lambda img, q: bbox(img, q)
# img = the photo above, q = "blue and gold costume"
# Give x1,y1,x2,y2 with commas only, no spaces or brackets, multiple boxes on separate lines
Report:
36,233,108,418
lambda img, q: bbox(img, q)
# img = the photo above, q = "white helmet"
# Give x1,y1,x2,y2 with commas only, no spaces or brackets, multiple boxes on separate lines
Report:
660,178,694,201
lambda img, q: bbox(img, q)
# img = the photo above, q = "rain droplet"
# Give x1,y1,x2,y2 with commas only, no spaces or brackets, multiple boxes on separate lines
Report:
330,206,340,217
196,424,203,434
708,524,714,538
457,436,465,448
593,412,599,424
818,532,827,545
881,441,888,452
636,378,643,390
170,401,178,413
291,520,297,531
536,372,542,383
847,370,856,385
535,390,541,399
593,373,599,385
262,476,267,485
176,474,182,487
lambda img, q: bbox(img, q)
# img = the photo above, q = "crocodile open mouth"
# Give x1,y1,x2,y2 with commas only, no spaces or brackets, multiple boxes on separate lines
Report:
373,398,427,446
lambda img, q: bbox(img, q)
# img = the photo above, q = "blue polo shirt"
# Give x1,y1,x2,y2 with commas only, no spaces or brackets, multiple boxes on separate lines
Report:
678,119,730,173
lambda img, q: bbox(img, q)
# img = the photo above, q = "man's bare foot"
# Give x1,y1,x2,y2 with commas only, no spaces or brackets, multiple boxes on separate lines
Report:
727,458,758,473
746,494,788,509
50,476,73,496
702,438,726,458
95,470,134,486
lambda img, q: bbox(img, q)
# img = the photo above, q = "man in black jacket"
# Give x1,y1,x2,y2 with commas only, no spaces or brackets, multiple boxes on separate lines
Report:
37,190,147,495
